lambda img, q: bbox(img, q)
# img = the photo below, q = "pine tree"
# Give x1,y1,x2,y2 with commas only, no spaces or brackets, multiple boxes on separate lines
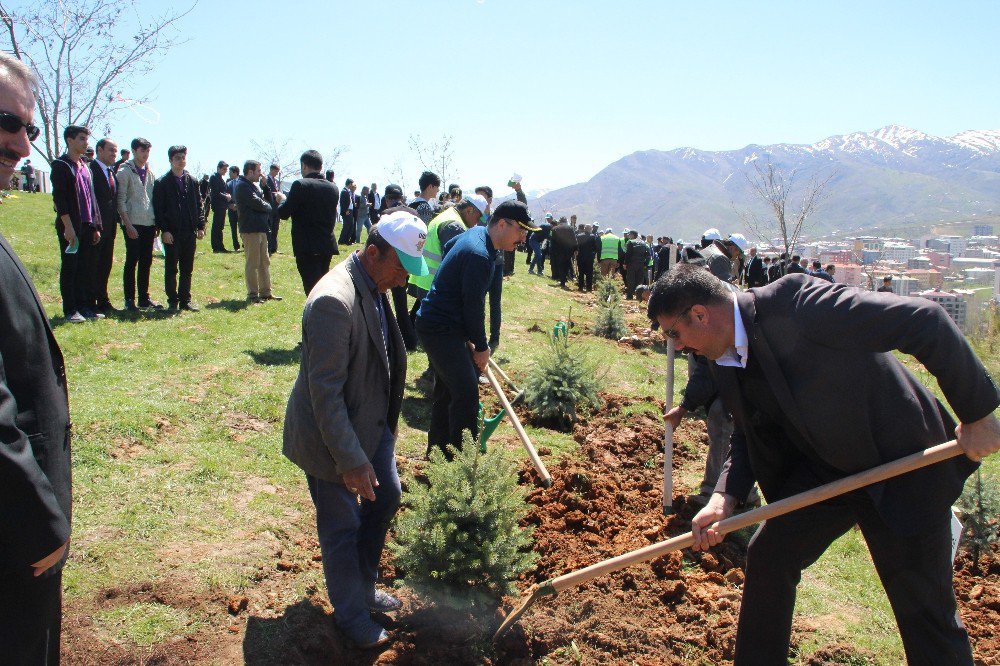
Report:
524,329,603,429
390,432,538,607
593,278,629,340
957,469,1000,566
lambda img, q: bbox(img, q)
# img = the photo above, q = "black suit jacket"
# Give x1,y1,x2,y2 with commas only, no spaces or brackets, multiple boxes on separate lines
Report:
89,161,120,229
277,173,340,257
712,274,998,534
744,255,765,287
0,232,72,578
339,187,353,218
209,173,230,209
152,171,206,238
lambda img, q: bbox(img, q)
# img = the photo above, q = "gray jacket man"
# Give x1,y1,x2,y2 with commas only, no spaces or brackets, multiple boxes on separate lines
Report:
282,211,429,649
283,256,406,479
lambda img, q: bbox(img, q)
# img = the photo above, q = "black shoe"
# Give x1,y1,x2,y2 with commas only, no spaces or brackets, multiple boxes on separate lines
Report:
260,294,282,301
138,299,163,310
124,300,140,312
212,248,230,254
180,302,200,312
166,303,179,312
80,308,105,320
98,302,119,314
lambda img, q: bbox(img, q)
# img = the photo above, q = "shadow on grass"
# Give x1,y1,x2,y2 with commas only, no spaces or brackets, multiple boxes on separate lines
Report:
243,598,388,666
206,298,253,312
247,346,301,366
400,389,432,430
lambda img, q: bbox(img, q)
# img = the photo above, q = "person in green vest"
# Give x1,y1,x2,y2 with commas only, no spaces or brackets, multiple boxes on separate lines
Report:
598,227,621,278
407,193,488,312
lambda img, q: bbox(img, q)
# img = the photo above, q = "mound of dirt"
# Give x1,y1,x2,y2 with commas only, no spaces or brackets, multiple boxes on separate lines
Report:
954,545,1000,663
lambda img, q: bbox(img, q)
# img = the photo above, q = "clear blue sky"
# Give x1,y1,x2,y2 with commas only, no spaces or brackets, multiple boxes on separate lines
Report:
29,0,1000,194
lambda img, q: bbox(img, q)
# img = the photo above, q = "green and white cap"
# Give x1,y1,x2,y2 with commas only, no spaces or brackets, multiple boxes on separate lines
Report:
378,210,429,276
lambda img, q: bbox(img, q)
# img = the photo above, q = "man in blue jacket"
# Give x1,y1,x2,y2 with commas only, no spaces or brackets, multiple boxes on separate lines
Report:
415,200,538,457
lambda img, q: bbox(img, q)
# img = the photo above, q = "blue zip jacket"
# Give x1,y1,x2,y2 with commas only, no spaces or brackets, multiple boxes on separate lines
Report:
415,225,497,351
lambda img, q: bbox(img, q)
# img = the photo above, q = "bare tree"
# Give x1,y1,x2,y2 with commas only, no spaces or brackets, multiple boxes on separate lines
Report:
739,155,833,259
0,0,195,164
409,133,456,187
251,138,300,180
323,146,348,178
384,158,407,193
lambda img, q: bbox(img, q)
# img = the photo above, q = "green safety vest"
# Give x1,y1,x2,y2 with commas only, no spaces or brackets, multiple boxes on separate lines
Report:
600,233,621,260
409,207,465,291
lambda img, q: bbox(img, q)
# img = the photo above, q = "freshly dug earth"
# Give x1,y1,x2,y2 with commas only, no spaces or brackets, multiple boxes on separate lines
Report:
62,392,998,665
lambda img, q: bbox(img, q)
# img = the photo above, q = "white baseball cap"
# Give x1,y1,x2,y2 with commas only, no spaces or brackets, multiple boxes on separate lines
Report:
703,228,722,241
462,193,489,217
377,211,429,276
727,233,749,254
508,173,522,186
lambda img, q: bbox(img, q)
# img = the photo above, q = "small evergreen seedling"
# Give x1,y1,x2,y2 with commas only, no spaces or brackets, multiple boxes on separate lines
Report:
390,432,538,607
957,469,1000,566
524,329,603,429
593,278,629,340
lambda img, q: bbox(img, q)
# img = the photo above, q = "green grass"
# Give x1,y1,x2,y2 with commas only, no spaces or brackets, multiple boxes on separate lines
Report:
1,193,996,663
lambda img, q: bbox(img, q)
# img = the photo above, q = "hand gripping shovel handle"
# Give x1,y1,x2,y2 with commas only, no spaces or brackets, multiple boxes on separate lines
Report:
484,366,552,488
494,439,963,641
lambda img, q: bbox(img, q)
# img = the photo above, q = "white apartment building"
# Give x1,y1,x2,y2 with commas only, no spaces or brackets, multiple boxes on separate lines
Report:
916,289,969,331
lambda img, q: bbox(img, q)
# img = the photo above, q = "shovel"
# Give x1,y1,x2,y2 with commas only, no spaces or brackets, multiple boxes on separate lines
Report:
663,339,676,515
493,439,963,641
484,365,553,488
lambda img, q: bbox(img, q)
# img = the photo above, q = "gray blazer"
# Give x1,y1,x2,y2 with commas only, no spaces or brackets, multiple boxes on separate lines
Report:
282,256,406,482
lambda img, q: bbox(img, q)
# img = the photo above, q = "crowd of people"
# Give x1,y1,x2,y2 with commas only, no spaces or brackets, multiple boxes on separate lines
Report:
3,50,1000,665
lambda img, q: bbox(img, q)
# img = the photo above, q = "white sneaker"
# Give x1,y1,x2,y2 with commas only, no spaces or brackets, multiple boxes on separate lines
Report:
67,312,86,323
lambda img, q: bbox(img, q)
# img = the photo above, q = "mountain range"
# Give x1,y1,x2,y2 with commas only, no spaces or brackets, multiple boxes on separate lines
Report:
531,126,1000,242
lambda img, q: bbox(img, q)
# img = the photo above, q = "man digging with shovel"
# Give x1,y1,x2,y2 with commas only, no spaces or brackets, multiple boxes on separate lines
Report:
647,264,1000,665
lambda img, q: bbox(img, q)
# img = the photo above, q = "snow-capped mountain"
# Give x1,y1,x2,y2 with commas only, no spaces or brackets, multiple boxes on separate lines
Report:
533,126,1000,240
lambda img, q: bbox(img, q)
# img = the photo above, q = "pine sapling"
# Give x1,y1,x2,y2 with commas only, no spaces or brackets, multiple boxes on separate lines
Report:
390,432,538,607
524,329,603,429
956,469,1000,567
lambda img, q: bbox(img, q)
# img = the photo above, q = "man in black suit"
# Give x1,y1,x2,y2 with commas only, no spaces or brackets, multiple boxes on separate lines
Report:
0,52,73,665
264,163,282,255
785,254,807,274
277,150,340,295
648,265,1000,665
209,161,232,252
91,137,120,313
368,183,381,225
338,178,357,245
152,145,206,311
225,165,241,251
743,246,766,287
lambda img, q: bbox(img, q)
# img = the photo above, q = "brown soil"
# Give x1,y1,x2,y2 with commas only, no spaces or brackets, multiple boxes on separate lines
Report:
954,545,1000,664
62,392,998,665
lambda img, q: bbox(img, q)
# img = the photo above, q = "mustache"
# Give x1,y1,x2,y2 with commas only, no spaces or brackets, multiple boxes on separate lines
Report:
0,148,22,162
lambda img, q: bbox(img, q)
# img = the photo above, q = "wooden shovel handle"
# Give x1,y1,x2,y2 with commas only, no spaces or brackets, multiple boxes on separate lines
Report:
488,358,521,393
495,439,963,641
484,366,552,487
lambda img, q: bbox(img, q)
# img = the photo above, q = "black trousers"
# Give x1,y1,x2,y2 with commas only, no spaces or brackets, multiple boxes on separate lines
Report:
57,225,98,316
417,328,479,458
337,214,356,245
163,234,197,306
123,224,157,304
576,256,595,291
735,464,973,666
295,252,332,295
94,223,116,307
551,248,572,285
227,208,240,250
210,206,228,251
625,265,645,299
391,285,417,351
267,213,280,254
0,569,62,666
503,247,515,276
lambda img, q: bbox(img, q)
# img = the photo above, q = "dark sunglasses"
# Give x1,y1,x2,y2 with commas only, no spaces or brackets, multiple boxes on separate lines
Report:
0,112,41,141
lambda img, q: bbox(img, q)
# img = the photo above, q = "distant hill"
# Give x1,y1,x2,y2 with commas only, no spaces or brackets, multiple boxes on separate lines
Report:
531,126,1000,242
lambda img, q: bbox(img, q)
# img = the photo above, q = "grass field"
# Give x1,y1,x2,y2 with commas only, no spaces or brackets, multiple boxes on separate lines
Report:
1,192,996,664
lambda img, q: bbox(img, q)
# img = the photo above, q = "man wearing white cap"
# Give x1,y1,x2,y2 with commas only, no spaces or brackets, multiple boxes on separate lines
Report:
508,172,526,204
282,211,429,649
725,233,749,285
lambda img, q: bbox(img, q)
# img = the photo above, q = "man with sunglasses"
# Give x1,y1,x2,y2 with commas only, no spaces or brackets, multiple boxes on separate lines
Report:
0,52,74,665
647,263,1000,665
51,124,104,323
415,200,539,457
